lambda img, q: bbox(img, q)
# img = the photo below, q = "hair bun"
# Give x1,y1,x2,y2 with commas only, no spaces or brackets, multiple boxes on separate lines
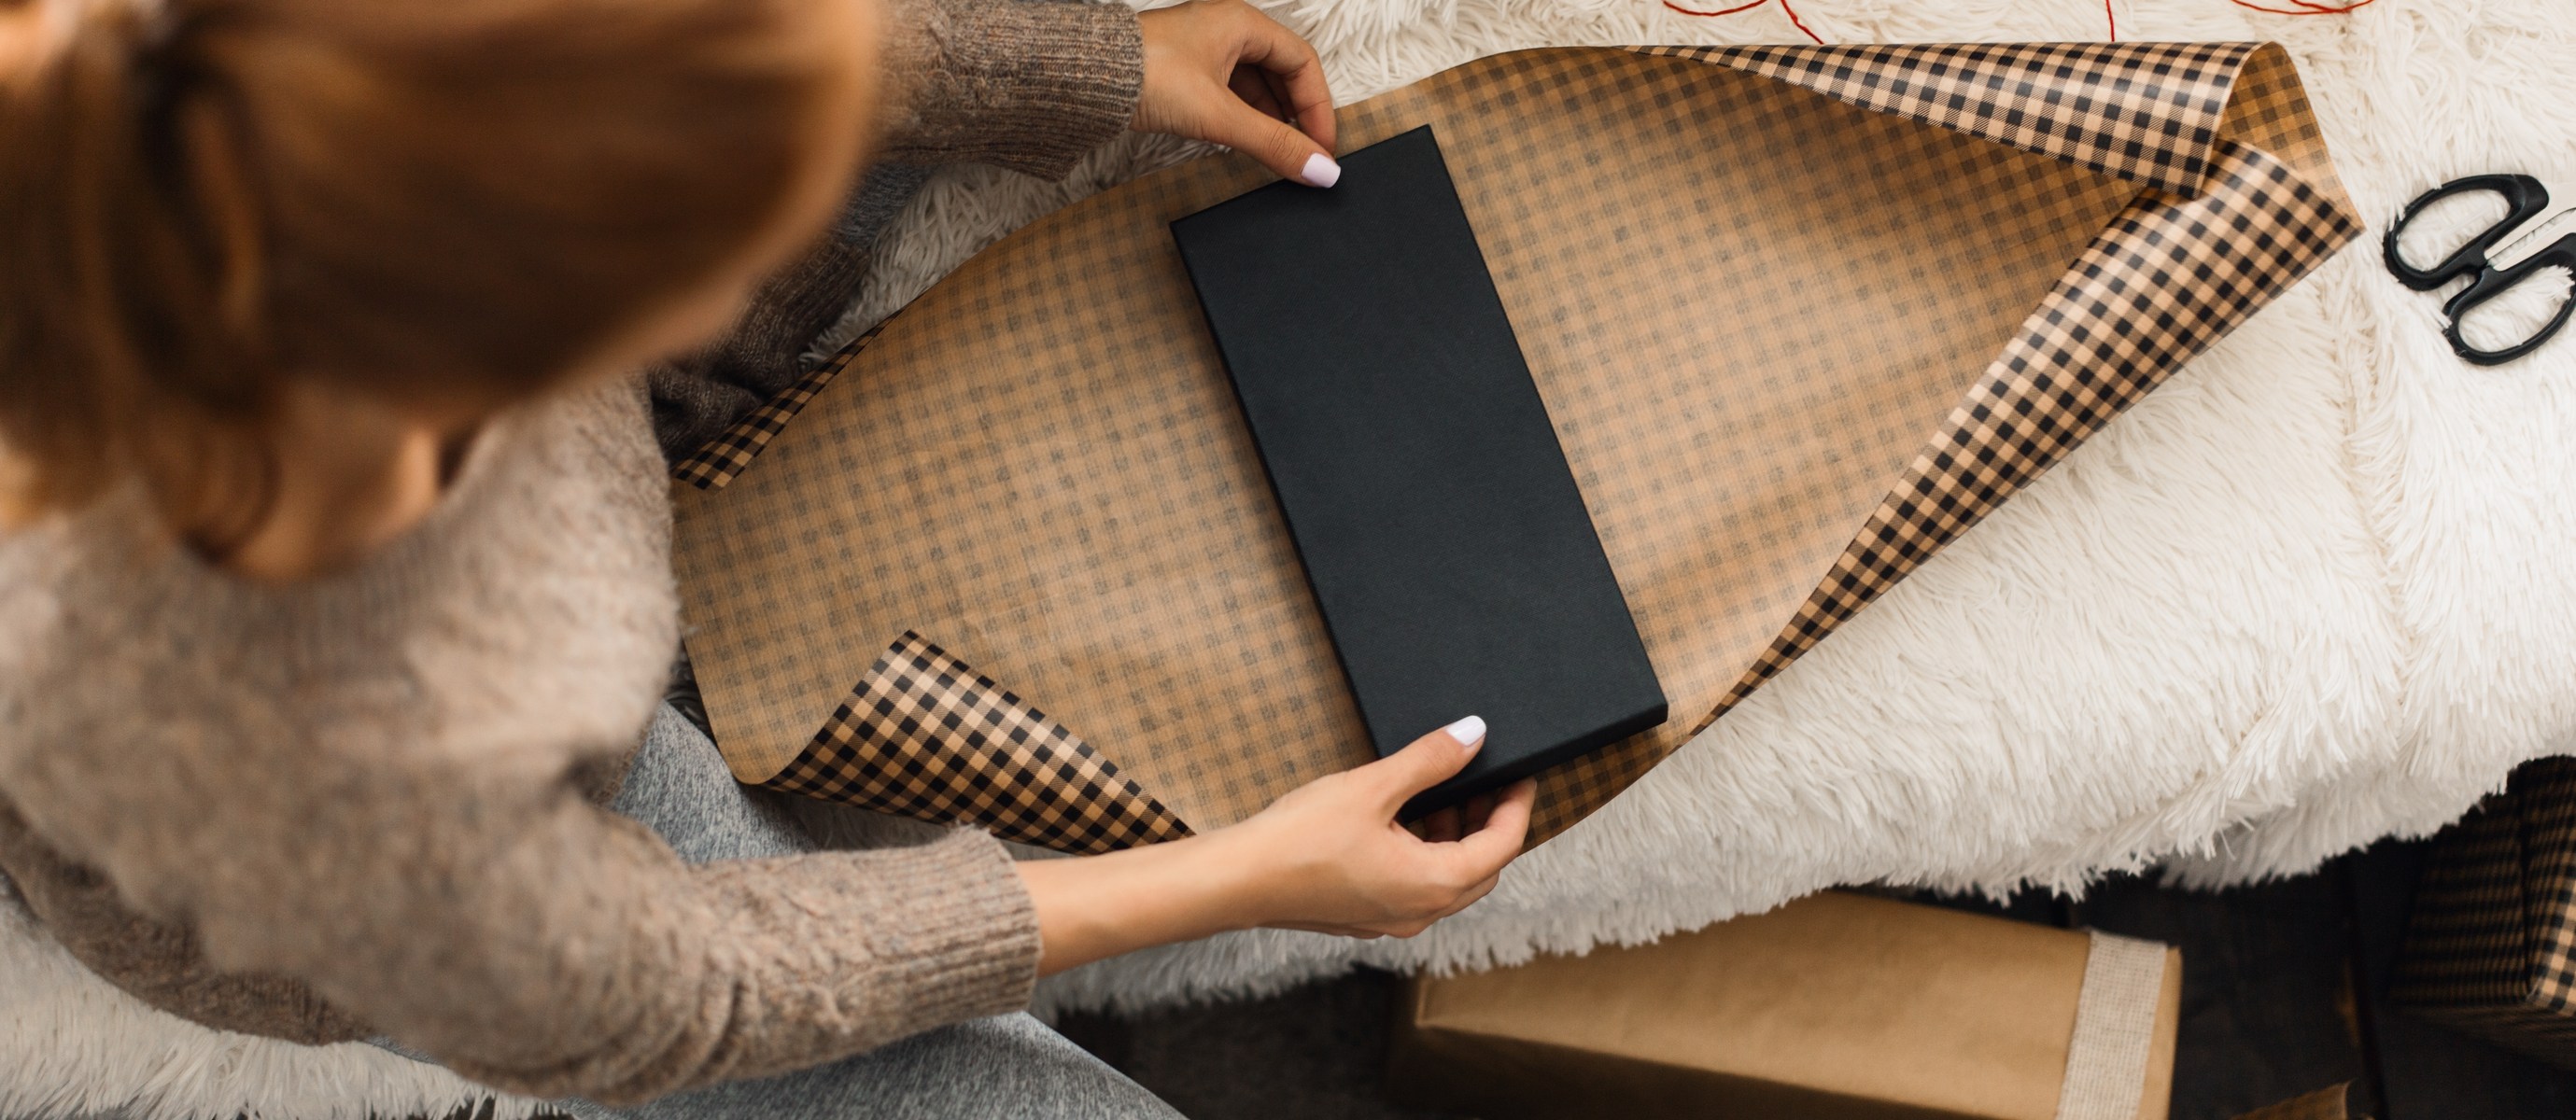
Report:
5,0,884,531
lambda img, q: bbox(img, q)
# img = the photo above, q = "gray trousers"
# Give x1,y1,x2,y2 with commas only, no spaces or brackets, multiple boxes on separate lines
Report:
392,706,1180,1120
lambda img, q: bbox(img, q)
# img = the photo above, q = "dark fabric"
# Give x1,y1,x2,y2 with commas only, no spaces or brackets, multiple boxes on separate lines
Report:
645,0,1144,463
645,163,933,462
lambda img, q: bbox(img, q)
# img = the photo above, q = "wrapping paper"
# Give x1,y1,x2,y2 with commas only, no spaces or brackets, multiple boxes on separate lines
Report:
669,42,2358,853
2393,757,2576,1067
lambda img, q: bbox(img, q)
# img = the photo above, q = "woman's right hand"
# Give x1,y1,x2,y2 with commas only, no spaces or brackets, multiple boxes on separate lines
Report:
1015,717,1536,973
1213,716,1535,938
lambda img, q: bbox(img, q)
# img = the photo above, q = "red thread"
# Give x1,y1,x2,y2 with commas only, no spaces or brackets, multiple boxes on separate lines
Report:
2104,0,2117,40
1663,0,1826,43
2230,0,2374,13
1778,0,1823,42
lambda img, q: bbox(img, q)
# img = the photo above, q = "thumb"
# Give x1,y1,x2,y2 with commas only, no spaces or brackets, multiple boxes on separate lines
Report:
1207,96,1340,187
1364,715,1485,809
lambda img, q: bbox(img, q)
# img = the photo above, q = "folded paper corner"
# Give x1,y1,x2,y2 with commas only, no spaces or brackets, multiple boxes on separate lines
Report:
759,631,1195,855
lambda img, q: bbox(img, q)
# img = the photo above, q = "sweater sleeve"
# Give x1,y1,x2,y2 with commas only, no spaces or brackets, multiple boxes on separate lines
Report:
874,0,1145,178
18,717,1041,1105
0,380,1045,1104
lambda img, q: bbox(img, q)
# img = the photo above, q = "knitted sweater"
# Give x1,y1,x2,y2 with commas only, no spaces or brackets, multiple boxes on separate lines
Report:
0,0,1141,1104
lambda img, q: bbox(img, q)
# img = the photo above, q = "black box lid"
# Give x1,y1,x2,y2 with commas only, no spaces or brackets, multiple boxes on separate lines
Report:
1172,125,1668,816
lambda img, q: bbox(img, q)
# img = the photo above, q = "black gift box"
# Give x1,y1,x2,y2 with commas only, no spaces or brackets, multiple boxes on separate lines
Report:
1171,126,1668,814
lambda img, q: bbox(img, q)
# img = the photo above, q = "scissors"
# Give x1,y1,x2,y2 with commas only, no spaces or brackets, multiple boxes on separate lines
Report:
2383,174,2576,367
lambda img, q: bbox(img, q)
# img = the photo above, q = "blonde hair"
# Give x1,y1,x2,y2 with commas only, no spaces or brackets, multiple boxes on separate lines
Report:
0,0,878,537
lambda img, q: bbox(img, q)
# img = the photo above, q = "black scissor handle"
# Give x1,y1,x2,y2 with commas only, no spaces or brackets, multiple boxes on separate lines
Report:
2383,174,2554,291
2442,235,2576,366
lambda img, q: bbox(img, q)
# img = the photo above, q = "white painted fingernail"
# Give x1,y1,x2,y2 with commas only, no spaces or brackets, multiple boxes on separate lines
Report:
1299,152,1341,188
1444,715,1486,749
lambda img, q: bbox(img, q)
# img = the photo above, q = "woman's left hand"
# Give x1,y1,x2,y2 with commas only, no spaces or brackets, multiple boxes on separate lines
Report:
1133,0,1341,187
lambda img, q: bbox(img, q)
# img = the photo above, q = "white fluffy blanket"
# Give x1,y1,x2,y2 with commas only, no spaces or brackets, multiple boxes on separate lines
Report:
10,0,2573,1115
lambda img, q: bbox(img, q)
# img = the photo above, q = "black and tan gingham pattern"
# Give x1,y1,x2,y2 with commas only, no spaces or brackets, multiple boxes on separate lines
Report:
670,43,2358,851
670,327,880,490
2394,758,2576,1065
763,631,1192,854
1640,43,2253,197
1537,42,2358,837
1708,132,2360,720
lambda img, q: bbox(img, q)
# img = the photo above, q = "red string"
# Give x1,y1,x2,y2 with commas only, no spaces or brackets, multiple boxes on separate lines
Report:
1663,0,1826,43
1667,0,2369,42
2230,0,2373,12
1777,0,1823,42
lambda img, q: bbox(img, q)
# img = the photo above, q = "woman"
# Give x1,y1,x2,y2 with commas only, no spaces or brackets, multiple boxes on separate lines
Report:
0,0,1536,1115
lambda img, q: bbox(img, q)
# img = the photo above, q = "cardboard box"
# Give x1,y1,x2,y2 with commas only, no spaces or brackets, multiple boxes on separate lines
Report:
1387,891,2181,1120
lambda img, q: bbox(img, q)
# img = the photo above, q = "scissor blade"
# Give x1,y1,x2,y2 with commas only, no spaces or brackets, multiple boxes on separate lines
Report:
2490,208,2576,271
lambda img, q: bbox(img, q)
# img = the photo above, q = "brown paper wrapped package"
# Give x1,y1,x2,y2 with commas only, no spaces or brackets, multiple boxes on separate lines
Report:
1385,891,2184,1120
669,43,2359,853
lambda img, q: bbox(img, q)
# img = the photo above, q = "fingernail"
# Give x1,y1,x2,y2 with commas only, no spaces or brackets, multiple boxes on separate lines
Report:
1299,152,1341,189
1444,715,1486,751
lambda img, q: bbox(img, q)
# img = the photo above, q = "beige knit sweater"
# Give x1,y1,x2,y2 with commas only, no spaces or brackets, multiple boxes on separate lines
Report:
0,0,1141,1104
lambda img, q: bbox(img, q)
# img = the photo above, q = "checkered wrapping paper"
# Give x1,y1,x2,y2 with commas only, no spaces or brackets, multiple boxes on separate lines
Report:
1643,43,2250,198
2394,757,2576,1067
1705,113,2359,724
672,43,2358,852
1534,44,2358,826
763,632,1192,854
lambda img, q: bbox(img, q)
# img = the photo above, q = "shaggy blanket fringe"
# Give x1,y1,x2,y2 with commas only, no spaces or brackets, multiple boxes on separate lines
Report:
9,0,2574,1114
